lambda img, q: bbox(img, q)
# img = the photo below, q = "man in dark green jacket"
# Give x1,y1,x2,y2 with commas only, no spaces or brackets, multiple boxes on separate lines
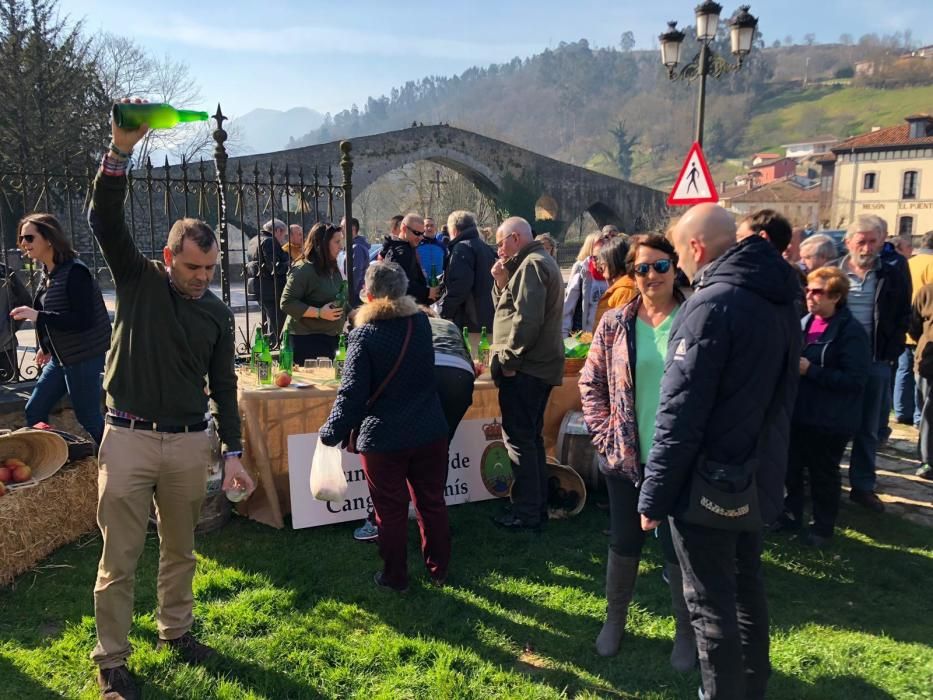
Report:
88,102,253,700
490,216,564,531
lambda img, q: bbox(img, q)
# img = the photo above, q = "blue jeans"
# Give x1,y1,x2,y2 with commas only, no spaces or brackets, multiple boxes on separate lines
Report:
850,360,891,492
25,353,105,445
893,346,921,426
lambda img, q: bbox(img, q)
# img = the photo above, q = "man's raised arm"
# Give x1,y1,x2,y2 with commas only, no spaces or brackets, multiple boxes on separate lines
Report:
87,100,151,286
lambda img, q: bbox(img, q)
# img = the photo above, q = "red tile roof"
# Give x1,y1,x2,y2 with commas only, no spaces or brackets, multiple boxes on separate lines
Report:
727,179,820,204
832,123,933,151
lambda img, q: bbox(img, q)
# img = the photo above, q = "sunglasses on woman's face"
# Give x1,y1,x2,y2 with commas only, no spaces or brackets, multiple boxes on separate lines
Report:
19,234,36,244
805,288,826,297
633,259,672,276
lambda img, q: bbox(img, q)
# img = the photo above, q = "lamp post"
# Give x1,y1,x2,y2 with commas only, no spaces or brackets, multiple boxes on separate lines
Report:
659,3,759,147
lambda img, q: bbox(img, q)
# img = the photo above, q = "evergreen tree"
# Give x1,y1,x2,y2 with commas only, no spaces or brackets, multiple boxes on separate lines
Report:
0,0,109,173
609,121,637,179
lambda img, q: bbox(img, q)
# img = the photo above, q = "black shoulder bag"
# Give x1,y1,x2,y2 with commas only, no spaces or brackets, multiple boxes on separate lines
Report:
344,317,413,454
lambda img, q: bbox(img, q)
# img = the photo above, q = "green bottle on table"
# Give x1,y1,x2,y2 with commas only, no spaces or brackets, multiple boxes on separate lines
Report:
478,326,491,366
257,336,273,385
250,327,263,369
462,326,473,359
279,330,293,376
334,334,348,380
112,102,209,130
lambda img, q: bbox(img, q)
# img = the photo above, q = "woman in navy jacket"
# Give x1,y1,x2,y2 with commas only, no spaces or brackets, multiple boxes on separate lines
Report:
776,266,870,546
320,261,449,592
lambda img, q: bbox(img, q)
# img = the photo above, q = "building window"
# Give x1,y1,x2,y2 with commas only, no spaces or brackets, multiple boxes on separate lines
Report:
903,171,919,199
862,172,878,191
899,216,915,236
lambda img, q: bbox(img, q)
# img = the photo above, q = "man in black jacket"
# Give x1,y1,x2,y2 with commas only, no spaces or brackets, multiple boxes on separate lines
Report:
638,203,801,700
246,218,290,343
833,214,911,512
437,210,496,332
380,214,438,304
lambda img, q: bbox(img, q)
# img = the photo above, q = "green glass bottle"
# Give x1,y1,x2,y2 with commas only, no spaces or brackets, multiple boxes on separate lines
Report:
462,327,473,360
250,327,263,369
334,334,348,380
428,263,439,288
279,329,293,376
257,336,273,385
478,326,491,366
335,280,348,309
112,103,209,130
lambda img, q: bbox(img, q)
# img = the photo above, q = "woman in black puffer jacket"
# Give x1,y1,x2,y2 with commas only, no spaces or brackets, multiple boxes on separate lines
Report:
775,266,870,546
320,262,449,592
11,214,111,445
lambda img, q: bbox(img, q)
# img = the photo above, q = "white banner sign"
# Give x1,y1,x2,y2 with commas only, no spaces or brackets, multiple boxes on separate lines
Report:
287,419,513,529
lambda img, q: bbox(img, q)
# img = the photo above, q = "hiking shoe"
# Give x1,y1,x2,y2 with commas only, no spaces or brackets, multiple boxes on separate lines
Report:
849,489,885,513
492,512,542,532
354,518,379,542
157,632,215,665
97,665,139,700
916,464,933,480
373,571,409,593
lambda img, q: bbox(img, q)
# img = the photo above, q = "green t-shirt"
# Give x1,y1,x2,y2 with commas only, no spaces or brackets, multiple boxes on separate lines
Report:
635,309,678,465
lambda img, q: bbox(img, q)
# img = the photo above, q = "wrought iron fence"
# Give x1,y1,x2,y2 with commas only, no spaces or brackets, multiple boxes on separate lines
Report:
0,106,354,383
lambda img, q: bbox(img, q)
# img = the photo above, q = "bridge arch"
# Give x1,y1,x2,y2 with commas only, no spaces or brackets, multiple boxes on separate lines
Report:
352,145,502,200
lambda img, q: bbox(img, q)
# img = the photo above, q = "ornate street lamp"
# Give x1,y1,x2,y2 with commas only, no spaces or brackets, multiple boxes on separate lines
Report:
659,3,759,146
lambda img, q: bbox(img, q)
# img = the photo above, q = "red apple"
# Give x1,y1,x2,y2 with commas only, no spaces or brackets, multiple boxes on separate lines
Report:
12,464,31,483
5,458,26,470
0,466,11,483
274,372,292,387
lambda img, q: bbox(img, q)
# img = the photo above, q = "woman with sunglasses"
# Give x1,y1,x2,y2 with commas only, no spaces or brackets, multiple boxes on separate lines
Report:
775,266,870,546
10,214,111,445
580,234,695,669
280,222,347,364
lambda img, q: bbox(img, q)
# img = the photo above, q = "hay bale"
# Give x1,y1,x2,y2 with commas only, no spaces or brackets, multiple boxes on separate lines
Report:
0,457,98,586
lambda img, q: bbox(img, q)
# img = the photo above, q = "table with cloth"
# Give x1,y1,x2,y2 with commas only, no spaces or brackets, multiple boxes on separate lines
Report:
235,368,582,528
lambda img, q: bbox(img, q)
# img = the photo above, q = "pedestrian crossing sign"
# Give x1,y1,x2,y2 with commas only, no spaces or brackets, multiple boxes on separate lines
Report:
668,142,718,206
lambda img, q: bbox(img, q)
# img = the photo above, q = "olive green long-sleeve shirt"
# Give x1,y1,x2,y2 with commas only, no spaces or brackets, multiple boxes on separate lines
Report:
87,170,242,452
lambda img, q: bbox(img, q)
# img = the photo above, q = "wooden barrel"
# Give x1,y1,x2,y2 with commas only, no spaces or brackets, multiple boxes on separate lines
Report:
555,411,600,488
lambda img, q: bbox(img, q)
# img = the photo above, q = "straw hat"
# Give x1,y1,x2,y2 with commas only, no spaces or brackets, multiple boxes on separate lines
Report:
0,429,69,482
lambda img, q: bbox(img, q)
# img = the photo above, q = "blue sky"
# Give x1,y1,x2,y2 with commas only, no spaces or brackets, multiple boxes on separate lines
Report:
61,0,932,117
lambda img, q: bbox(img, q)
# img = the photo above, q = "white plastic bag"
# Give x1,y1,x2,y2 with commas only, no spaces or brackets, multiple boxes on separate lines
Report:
309,438,348,502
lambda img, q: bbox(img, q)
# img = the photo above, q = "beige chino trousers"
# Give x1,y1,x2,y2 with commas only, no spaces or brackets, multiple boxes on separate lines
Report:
91,424,211,669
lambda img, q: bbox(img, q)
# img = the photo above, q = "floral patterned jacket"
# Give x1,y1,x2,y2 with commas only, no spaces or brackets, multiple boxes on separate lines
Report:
579,289,686,483
579,296,642,483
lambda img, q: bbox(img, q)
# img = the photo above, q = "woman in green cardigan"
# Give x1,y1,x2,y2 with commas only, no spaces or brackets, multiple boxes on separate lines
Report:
280,222,346,363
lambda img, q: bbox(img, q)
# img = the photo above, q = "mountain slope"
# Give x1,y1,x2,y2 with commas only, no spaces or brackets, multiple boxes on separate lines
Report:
232,107,324,155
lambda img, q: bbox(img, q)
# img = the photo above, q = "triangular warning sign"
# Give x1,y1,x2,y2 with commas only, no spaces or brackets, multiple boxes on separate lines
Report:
668,142,719,206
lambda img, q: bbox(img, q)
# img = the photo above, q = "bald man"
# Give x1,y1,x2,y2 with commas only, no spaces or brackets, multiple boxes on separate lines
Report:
379,213,437,303
490,216,564,532
638,203,802,700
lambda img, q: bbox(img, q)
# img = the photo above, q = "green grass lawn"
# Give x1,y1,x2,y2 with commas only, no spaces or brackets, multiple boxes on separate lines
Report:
1,498,931,699
741,85,933,155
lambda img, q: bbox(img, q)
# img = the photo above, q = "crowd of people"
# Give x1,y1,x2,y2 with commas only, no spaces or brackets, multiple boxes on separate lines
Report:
8,102,931,700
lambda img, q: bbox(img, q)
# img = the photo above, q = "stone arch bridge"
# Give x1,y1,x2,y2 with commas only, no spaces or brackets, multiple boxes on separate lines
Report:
231,124,667,240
